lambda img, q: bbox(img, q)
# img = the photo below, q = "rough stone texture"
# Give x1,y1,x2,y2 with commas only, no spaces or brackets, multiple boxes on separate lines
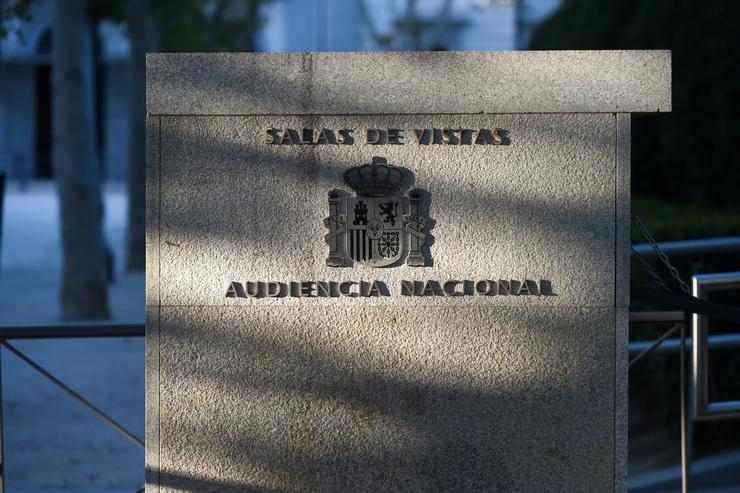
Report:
614,116,630,493
146,51,671,116
614,113,632,493
145,304,160,493
158,305,615,493
616,114,631,309
146,116,161,492
146,116,160,306
156,113,616,307
615,307,629,493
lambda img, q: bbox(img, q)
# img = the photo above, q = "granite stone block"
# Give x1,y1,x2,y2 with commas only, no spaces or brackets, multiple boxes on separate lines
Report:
158,305,615,493
146,50,671,492
615,307,629,493
157,113,616,307
146,51,671,116
145,304,160,493
146,116,160,307
616,114,631,308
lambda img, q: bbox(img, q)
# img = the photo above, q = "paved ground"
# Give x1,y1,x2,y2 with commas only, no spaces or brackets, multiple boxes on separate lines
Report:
1,181,144,491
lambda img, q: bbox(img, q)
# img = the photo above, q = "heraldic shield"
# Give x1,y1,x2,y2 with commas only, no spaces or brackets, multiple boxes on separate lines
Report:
347,196,405,267
324,156,427,268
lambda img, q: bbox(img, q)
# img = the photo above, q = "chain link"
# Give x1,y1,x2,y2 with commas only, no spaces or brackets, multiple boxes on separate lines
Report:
632,246,671,292
631,211,692,294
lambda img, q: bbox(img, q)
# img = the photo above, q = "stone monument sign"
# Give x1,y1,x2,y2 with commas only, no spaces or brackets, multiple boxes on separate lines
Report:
146,51,670,492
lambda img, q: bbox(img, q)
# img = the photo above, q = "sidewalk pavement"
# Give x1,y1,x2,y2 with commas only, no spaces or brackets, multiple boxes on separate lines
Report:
1,181,144,491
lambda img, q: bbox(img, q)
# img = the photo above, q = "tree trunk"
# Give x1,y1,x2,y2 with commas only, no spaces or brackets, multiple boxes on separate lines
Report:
52,0,110,319
125,0,151,271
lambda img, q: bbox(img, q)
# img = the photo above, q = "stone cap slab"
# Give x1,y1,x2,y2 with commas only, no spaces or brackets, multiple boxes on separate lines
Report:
146,50,671,115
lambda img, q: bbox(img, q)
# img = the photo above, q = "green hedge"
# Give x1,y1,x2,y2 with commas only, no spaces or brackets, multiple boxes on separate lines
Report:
631,196,740,243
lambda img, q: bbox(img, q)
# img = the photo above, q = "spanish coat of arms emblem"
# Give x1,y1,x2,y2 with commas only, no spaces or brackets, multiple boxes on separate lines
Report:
324,157,426,267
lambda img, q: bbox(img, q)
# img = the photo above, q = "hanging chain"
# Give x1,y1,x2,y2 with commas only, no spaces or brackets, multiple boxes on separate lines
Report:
631,211,692,295
631,246,671,292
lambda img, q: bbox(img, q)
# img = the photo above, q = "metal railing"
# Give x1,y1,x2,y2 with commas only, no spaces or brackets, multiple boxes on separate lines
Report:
0,324,145,493
691,272,740,421
633,236,740,258
629,309,691,492
629,272,740,493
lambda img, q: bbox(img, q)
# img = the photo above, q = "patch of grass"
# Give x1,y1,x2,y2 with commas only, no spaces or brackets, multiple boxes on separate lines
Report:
631,196,740,243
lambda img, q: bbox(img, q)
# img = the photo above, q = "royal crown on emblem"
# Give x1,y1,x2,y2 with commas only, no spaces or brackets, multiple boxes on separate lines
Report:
343,156,405,197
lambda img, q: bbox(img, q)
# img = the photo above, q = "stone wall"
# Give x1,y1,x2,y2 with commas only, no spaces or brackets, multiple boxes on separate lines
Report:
146,50,670,492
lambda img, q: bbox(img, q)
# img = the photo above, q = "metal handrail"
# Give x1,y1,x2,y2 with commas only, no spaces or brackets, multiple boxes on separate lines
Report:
633,236,740,258
628,310,740,357
0,324,144,339
629,323,681,367
691,272,740,421
630,274,740,493
629,332,740,356
629,309,692,493
628,311,684,367
0,324,145,493
629,311,684,323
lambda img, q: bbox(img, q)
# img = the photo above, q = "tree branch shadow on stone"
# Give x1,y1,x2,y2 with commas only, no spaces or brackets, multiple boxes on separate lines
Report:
150,306,616,492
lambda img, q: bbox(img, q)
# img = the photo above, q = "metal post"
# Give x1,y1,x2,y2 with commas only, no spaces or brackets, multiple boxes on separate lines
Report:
691,272,740,420
680,313,689,493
